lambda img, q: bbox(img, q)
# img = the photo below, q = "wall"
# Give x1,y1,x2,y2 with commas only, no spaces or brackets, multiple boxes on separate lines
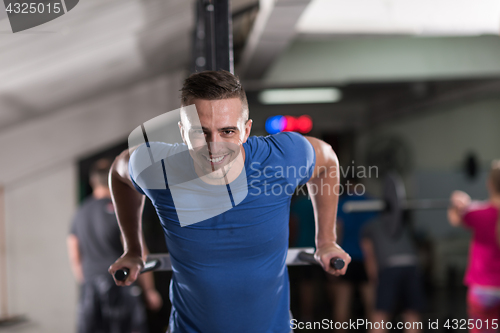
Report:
0,70,184,332
355,97,500,239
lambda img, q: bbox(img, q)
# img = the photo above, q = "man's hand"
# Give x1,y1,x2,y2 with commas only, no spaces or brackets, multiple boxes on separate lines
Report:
315,242,351,276
108,253,145,286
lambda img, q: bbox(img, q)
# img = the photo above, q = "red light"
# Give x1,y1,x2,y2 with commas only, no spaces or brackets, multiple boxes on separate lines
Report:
297,115,313,133
265,115,313,134
283,116,296,132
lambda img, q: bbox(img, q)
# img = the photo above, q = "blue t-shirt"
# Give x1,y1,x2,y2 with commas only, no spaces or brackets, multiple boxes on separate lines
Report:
129,132,315,333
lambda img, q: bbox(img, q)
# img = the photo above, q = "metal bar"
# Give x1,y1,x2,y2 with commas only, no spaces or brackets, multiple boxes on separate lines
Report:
342,200,386,213
214,0,233,72
343,198,450,213
298,252,345,270
403,199,450,210
120,247,316,277
115,248,346,282
192,0,207,73
193,0,233,73
206,0,216,70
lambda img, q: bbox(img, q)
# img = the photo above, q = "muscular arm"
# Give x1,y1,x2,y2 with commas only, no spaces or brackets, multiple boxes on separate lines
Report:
108,148,146,286
305,136,351,275
67,234,84,283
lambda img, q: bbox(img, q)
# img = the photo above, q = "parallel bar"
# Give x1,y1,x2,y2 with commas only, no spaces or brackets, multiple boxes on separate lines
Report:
120,247,316,276
114,248,347,282
343,199,450,213
342,200,386,213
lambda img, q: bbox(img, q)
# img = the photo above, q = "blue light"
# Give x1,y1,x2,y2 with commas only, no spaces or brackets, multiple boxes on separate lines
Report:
265,115,286,134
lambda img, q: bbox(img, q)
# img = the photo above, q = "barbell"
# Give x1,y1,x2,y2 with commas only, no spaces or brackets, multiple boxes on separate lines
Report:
114,248,345,282
342,173,453,237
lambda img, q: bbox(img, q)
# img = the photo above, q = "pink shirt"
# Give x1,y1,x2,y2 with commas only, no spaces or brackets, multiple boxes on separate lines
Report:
463,202,500,287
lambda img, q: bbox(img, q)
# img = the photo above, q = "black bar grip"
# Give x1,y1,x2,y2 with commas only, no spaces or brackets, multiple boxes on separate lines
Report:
114,259,161,282
297,251,345,270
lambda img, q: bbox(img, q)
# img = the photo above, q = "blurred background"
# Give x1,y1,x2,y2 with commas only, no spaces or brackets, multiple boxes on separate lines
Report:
1,0,500,332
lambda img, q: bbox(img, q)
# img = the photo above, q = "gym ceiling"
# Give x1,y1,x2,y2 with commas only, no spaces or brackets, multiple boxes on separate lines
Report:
1,0,500,132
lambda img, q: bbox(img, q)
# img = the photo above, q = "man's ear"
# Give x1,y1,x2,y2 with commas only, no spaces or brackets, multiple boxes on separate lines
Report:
242,119,253,143
178,121,186,143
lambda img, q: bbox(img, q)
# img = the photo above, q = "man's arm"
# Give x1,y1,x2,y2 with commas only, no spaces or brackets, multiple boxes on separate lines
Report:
305,136,351,276
108,148,146,286
67,234,84,283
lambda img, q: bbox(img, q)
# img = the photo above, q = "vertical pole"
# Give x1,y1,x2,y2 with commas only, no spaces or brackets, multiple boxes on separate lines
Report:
213,0,233,73
192,0,206,73
0,187,8,319
192,0,233,73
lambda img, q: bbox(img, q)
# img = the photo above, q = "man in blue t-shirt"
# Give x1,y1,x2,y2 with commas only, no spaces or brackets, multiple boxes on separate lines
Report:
108,71,351,333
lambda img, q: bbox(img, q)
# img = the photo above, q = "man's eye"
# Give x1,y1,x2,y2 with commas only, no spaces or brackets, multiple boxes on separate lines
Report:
223,130,235,135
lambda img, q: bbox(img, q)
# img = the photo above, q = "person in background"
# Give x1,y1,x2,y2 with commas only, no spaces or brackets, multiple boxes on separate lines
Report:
448,160,500,332
361,211,424,333
329,177,377,329
67,158,162,333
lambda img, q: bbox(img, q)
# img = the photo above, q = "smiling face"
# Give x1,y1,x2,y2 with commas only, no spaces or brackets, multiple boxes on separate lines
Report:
179,98,252,183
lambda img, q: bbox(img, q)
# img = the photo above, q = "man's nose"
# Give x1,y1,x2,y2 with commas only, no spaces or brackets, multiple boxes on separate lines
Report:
205,131,218,143
205,133,223,153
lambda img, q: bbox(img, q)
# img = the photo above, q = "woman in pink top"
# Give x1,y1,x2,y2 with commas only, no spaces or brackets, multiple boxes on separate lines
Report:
448,160,500,332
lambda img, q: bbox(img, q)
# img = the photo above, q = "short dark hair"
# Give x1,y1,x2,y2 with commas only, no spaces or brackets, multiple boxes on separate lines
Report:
180,70,249,120
89,158,112,188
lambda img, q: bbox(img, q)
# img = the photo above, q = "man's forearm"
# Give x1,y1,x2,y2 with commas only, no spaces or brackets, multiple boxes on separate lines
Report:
308,173,339,247
305,139,340,247
110,152,145,257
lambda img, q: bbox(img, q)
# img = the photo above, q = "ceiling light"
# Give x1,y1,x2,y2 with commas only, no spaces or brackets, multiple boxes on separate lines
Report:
259,88,342,105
